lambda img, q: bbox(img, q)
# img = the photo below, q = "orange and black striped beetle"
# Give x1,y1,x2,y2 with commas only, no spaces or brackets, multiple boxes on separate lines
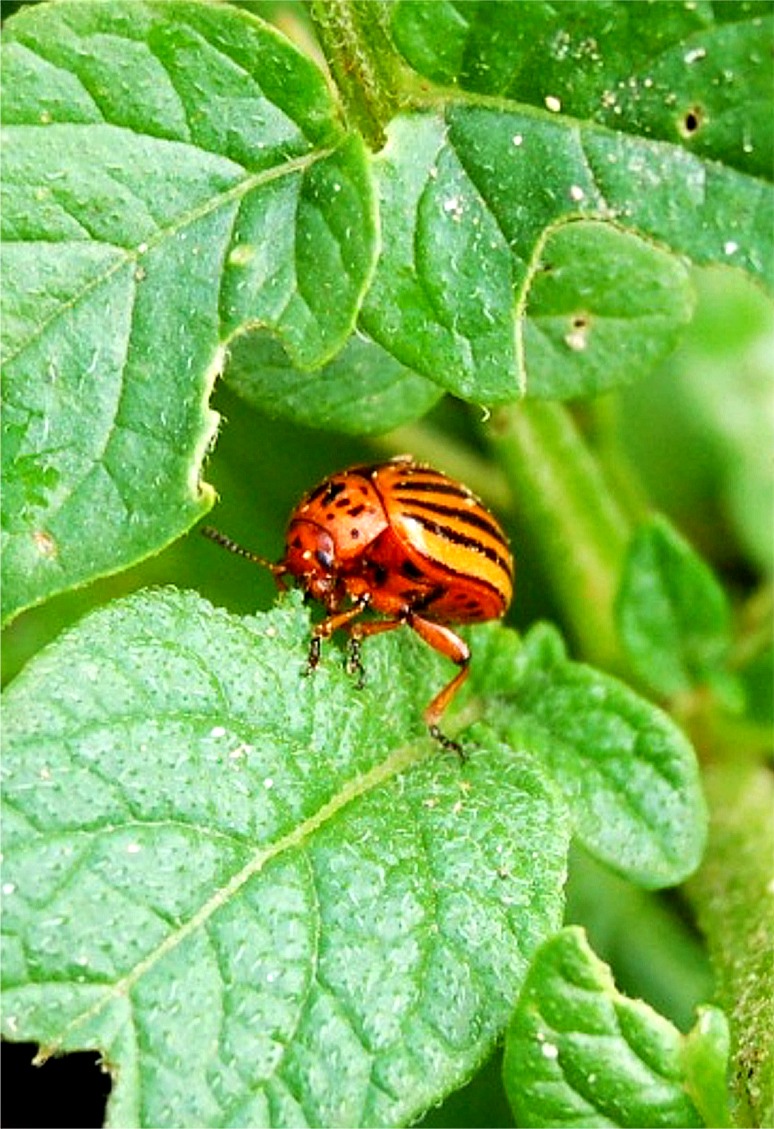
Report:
203,456,513,755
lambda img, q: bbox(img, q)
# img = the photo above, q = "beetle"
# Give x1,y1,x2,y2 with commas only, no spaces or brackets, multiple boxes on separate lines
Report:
202,455,513,755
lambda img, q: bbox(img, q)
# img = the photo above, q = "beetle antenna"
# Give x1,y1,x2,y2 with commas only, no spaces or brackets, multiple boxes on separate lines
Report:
201,525,284,578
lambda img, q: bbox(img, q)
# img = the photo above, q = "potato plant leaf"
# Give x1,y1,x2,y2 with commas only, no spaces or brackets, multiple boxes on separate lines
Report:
468,623,707,888
615,516,737,700
390,0,771,179
524,221,695,400
361,103,772,403
224,331,442,435
1,589,571,1129
0,1,376,624
503,926,731,1128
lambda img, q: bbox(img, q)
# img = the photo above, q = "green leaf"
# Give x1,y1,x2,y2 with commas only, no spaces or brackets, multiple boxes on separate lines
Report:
1,589,570,1128
503,926,731,1129
361,113,519,403
390,1,772,179
680,1007,734,1129
524,221,695,400
361,103,772,403
470,623,707,887
224,331,442,435
1,1,376,623
615,515,735,699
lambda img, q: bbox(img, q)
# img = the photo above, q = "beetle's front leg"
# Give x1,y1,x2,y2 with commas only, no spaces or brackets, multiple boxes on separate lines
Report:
304,597,370,677
345,615,404,689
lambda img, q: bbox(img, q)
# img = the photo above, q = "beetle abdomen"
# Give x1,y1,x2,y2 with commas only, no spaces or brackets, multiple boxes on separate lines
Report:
373,462,513,621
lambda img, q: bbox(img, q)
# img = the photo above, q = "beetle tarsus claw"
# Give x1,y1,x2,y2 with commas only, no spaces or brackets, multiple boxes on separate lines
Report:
345,638,366,689
304,636,322,677
428,724,466,761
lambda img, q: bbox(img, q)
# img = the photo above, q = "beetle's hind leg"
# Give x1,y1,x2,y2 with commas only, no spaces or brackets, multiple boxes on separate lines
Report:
406,614,470,759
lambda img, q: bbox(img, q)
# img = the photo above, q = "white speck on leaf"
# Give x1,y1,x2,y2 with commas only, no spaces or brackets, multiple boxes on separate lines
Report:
210,725,227,738
541,1042,560,1060
264,778,274,790
512,134,523,147
545,95,562,113
126,843,142,855
569,184,585,202
565,327,589,352
724,240,739,255
2,883,16,896
684,47,707,64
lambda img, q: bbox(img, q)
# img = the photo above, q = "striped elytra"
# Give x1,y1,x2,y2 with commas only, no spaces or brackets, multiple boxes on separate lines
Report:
202,455,513,756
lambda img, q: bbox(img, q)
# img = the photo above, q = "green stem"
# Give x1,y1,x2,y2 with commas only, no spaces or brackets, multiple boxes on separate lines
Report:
686,764,774,1128
487,400,632,671
310,0,408,149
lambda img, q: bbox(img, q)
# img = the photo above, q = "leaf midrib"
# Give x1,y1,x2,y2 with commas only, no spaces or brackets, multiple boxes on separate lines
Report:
33,736,429,1062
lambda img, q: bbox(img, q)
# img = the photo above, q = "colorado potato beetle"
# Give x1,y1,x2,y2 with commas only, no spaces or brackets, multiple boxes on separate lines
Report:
203,455,513,754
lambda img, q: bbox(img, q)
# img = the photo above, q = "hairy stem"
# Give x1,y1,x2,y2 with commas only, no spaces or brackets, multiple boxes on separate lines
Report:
310,0,408,149
686,764,774,1128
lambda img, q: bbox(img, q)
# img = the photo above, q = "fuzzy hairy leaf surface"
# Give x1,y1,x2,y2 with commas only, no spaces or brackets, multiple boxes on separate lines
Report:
469,624,707,888
224,331,442,435
1,589,570,1129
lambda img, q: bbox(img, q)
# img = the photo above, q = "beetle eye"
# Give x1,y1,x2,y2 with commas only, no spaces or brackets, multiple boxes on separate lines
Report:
315,548,333,570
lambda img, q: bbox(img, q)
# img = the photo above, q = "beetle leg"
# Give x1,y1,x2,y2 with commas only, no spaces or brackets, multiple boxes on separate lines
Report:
305,597,370,677
406,614,470,759
346,617,404,689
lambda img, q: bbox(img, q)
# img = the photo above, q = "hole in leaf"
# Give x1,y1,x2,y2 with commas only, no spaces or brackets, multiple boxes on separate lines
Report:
679,105,705,137
0,1042,111,1128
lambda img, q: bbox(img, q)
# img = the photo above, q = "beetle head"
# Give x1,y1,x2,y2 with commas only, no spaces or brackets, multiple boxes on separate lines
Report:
283,519,339,605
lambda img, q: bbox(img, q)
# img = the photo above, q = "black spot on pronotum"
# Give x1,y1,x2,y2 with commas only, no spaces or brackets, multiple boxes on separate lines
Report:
350,528,360,539
679,105,705,137
322,480,346,503
400,559,424,580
